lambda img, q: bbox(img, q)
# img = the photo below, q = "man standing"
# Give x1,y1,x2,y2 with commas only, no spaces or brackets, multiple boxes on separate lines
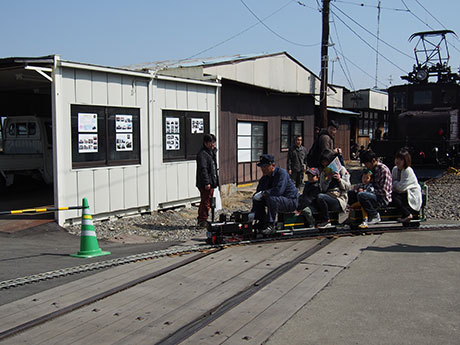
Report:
357,150,392,228
287,135,307,189
196,134,219,227
251,154,298,235
307,120,343,168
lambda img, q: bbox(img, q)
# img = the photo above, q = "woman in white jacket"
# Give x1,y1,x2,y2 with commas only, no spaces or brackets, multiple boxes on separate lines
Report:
391,148,422,223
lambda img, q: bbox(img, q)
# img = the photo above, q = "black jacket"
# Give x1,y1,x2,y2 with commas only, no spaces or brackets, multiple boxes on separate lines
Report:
297,181,320,210
196,146,219,189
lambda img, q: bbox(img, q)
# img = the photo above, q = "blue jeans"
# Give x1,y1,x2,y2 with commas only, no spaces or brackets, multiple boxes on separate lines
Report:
357,192,383,219
316,193,341,222
252,195,298,225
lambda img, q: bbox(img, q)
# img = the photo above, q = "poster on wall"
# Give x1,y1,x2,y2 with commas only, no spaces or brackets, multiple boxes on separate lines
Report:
78,113,98,132
191,118,204,134
78,134,98,153
166,134,180,150
115,114,133,132
116,133,133,151
166,117,180,134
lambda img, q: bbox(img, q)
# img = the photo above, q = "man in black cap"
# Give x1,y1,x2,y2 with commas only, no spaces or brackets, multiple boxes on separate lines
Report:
251,154,299,235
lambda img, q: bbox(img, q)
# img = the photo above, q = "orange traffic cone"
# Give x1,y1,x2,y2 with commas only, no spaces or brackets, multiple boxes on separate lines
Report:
70,198,111,258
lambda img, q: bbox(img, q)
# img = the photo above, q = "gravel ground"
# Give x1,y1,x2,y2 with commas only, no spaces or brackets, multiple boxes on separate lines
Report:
65,171,460,244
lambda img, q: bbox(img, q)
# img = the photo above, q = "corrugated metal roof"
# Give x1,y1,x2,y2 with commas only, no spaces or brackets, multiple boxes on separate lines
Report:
123,52,285,71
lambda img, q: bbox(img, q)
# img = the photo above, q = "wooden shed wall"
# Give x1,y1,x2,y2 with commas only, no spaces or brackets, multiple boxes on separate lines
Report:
219,80,315,185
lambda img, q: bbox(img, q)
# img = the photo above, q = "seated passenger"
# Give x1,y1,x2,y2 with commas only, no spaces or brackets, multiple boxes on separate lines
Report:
348,169,375,228
358,150,392,226
296,167,321,227
391,148,422,223
251,154,298,235
316,150,351,229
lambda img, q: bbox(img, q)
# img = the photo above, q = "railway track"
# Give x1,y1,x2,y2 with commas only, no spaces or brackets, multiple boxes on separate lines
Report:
1,222,458,344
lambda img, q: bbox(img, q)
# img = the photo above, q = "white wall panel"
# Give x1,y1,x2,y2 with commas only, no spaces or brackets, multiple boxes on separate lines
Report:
94,169,110,213
123,167,138,209
176,82,188,109
109,169,124,211
75,69,92,104
76,170,95,212
186,83,198,109
92,72,108,105
122,76,137,106
165,164,179,201
107,74,122,105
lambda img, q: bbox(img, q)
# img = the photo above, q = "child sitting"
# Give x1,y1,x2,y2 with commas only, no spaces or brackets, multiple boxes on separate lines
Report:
349,169,375,228
296,167,320,227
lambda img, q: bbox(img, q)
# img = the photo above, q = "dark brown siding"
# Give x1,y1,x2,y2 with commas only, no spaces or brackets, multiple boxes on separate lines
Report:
218,80,315,185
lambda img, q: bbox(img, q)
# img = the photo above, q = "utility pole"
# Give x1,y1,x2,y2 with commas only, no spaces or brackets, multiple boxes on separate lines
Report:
319,0,330,129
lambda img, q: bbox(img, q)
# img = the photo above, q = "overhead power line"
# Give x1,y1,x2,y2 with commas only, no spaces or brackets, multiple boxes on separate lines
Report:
331,3,413,60
334,0,408,12
239,0,320,47
331,10,407,73
176,0,296,64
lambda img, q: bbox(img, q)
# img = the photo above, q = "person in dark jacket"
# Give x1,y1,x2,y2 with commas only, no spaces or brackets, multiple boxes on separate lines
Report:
287,135,308,189
196,134,219,227
307,120,343,168
251,154,299,235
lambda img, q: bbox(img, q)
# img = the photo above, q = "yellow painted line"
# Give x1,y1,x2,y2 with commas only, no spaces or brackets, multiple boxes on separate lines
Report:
83,215,92,219
237,183,254,188
11,210,23,214
35,208,48,212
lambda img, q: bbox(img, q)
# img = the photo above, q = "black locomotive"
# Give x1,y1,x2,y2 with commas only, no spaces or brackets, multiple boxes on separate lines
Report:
371,30,460,167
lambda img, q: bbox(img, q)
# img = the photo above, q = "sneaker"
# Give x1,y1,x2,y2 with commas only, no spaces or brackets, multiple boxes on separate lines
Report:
317,220,333,229
359,218,368,229
261,224,276,235
368,213,381,225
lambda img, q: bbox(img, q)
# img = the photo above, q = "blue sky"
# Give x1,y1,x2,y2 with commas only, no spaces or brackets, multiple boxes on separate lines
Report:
1,0,459,90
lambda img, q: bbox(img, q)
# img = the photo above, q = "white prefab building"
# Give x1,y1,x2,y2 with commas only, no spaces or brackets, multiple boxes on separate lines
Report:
0,56,219,226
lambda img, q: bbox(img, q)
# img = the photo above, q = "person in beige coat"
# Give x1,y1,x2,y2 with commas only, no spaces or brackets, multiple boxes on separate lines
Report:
316,150,351,229
391,148,422,223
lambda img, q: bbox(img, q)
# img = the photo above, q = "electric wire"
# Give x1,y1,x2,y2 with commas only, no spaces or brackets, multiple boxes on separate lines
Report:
400,0,460,55
333,0,408,11
175,0,297,64
331,9,407,73
331,3,413,59
239,0,320,47
330,15,355,90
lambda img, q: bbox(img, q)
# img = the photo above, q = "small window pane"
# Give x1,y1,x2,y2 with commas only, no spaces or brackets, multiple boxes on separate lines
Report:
8,123,15,136
17,123,27,136
281,136,289,149
28,122,36,135
252,148,264,161
281,122,289,135
294,122,302,135
252,124,264,136
238,122,251,135
253,135,265,148
238,136,251,149
238,149,251,163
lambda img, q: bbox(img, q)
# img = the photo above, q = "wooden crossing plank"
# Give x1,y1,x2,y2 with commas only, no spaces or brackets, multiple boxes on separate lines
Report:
0,253,191,333
180,236,373,345
1,240,318,345
0,245,262,344
303,235,378,267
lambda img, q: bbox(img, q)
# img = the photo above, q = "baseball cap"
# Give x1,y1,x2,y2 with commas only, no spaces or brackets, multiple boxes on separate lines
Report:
257,154,275,167
306,167,320,176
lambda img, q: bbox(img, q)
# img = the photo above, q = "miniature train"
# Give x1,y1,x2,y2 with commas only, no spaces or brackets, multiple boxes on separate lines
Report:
206,202,426,245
